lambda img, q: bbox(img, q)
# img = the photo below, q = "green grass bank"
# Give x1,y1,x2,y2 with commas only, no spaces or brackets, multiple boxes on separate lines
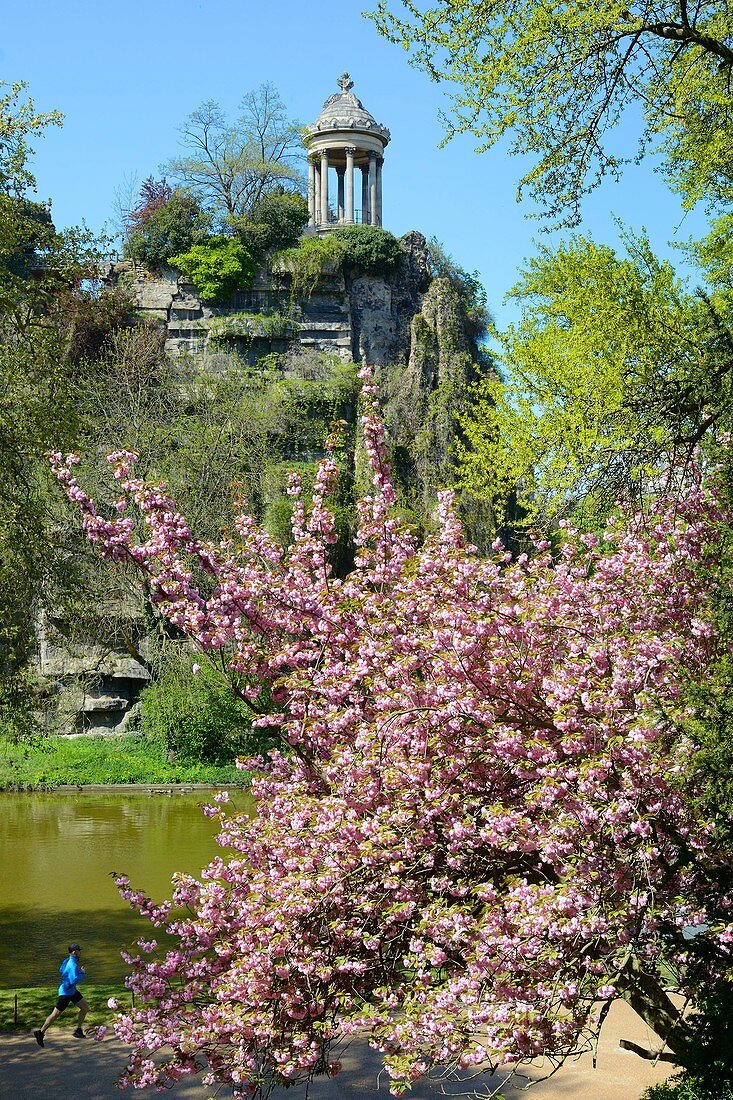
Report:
0,984,128,1032
0,735,247,790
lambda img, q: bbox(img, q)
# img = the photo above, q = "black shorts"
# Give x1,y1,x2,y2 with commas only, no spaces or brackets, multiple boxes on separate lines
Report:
55,990,83,1012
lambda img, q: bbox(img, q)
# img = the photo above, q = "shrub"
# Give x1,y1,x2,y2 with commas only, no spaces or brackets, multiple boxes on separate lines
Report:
426,236,491,339
208,311,298,348
140,660,269,765
50,286,135,365
643,1078,733,1100
641,978,733,1100
171,236,257,302
0,196,56,279
332,225,404,277
272,234,347,300
125,190,211,271
236,192,309,256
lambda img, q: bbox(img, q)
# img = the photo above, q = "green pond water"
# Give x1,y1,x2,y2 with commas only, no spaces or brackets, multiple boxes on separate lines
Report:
0,790,252,989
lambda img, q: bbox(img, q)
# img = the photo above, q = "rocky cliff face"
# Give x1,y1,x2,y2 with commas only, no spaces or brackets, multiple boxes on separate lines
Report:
123,230,433,368
380,274,484,528
345,230,431,366
46,232,486,736
36,610,150,736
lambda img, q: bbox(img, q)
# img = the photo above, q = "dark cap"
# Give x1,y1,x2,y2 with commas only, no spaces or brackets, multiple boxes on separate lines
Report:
68,943,82,953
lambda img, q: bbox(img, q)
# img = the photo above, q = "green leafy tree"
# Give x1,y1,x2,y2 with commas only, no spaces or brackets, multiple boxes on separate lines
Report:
0,81,62,197
688,211,733,294
332,224,404,276
458,230,733,527
164,84,305,227
170,236,256,301
125,187,211,270
370,0,733,223
234,191,309,256
0,83,105,737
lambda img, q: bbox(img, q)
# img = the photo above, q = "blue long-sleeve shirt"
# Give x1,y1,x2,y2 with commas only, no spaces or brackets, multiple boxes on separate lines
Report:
58,955,85,997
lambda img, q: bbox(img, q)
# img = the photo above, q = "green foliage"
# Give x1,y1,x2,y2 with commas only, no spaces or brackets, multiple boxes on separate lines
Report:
688,213,733,295
0,197,103,329
681,547,733,829
643,1080,733,1100
0,735,245,789
331,225,404,276
0,328,83,709
457,229,730,528
0,672,41,742
163,84,304,225
685,652,733,826
262,365,359,458
263,451,357,575
235,191,309,255
641,980,733,1100
273,234,348,299
171,236,256,301
0,197,54,281
140,660,269,765
0,84,107,737
426,237,491,339
370,0,733,223
125,190,211,270
0,80,62,197
208,311,298,348
50,285,137,365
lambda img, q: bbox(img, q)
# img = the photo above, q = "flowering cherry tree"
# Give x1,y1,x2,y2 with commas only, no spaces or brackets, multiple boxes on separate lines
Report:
53,368,733,1095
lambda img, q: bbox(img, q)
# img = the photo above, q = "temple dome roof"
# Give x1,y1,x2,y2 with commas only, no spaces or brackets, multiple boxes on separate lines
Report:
304,73,390,146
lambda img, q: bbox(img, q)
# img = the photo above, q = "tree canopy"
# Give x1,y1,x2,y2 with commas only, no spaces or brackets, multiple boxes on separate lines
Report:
457,229,733,527
0,81,125,737
124,185,212,270
163,84,305,227
0,81,61,197
369,0,733,223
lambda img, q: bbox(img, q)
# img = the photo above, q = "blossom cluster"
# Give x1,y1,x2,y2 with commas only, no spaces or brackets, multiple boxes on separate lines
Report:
53,365,733,1095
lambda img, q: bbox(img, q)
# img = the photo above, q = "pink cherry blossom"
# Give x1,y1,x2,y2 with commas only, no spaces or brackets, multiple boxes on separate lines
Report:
52,366,733,1096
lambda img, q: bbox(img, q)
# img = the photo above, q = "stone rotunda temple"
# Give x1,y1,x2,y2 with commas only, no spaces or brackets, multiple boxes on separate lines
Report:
303,73,390,230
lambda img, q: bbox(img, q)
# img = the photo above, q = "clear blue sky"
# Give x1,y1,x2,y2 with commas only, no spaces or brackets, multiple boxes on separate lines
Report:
3,0,710,330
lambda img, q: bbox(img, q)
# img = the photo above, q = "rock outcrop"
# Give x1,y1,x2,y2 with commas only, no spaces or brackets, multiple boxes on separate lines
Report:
124,231,433,368
45,231,485,736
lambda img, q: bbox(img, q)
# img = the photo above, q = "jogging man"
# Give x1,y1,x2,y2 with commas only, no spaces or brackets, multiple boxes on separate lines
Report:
34,943,89,1046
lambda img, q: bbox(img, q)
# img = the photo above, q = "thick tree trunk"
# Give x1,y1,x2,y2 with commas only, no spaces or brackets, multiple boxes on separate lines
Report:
617,956,690,1059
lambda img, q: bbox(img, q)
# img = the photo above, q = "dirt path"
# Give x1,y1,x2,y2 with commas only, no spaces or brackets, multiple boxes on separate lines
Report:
0,1001,674,1100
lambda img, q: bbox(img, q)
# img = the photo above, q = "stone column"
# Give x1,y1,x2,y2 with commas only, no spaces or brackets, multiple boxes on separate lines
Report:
345,146,355,224
375,155,384,226
336,166,345,223
368,152,378,227
320,149,330,227
360,164,369,225
314,158,321,225
307,157,316,227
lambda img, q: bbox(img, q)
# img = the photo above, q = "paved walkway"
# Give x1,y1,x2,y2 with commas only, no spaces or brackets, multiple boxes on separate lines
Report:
0,1002,674,1100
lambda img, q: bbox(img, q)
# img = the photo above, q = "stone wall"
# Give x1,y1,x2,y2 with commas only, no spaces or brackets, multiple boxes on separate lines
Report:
119,230,432,368
36,611,151,737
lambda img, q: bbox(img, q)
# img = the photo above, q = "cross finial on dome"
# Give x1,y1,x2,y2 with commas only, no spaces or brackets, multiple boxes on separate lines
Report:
337,72,354,93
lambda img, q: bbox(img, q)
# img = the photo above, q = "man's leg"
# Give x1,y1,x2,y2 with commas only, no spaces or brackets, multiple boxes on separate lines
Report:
73,996,89,1036
34,1006,61,1045
41,1007,61,1034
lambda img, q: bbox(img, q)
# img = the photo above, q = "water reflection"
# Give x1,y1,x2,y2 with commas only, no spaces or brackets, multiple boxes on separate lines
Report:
0,790,251,988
